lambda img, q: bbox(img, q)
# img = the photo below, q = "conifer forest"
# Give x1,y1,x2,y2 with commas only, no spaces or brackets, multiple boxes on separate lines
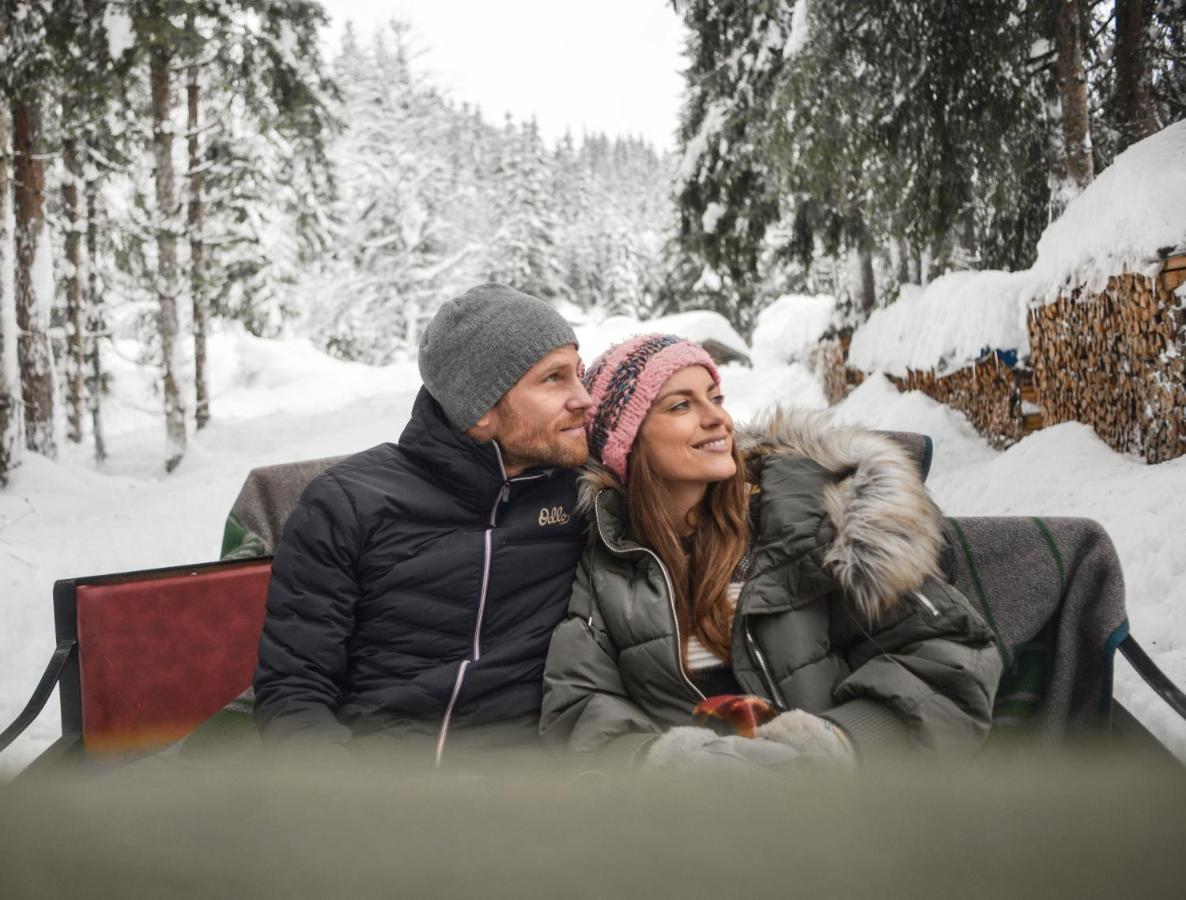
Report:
0,0,1183,479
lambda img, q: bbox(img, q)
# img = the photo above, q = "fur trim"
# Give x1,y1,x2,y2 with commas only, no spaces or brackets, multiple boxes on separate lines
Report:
736,407,943,621
576,458,623,519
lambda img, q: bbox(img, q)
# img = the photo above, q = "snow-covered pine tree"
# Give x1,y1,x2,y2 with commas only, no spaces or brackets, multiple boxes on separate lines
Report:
0,66,14,485
672,0,792,335
2,1,58,460
312,22,467,362
487,117,569,303
183,0,336,418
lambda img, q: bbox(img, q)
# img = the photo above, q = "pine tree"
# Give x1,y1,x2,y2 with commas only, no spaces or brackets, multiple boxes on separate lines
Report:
672,0,793,334
0,74,15,484
2,0,58,460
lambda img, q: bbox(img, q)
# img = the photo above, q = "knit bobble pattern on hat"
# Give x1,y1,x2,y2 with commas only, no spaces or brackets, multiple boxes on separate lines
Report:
583,334,720,482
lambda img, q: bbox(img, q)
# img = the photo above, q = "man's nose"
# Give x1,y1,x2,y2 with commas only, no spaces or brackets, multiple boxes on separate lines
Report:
569,377,592,411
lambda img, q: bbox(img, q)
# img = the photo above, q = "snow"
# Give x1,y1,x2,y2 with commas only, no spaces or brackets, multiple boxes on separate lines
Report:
750,292,836,368
31,222,53,322
102,5,136,59
576,310,749,362
701,202,726,235
677,100,728,184
1,316,1184,773
1030,119,1186,302
785,0,811,59
848,270,1038,376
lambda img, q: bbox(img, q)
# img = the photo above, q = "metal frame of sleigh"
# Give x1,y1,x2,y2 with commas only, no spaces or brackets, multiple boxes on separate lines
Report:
3,434,1184,770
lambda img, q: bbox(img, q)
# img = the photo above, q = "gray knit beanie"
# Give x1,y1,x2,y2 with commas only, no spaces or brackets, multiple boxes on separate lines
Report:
418,283,578,431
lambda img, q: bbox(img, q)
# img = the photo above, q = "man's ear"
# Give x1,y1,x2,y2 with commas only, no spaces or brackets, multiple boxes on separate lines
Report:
466,407,499,443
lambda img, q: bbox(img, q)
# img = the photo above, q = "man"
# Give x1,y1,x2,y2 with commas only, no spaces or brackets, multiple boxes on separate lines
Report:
253,283,591,766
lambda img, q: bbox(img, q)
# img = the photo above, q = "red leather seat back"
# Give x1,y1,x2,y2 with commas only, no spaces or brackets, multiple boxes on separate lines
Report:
74,561,272,753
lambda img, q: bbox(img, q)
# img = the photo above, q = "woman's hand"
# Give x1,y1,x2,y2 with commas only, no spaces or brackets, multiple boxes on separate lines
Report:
756,710,856,765
645,725,824,773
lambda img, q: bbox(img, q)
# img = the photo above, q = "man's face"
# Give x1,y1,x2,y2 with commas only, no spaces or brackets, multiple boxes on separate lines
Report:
486,345,591,475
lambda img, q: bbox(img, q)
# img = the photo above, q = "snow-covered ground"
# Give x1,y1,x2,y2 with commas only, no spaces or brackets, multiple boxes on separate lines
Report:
1,323,1184,773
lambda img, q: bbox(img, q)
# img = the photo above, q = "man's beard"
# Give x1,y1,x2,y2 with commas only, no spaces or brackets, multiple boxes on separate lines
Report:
495,403,589,471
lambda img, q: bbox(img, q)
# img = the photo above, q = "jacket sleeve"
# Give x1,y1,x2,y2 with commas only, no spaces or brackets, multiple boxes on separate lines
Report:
540,553,662,768
821,574,1003,755
253,472,360,748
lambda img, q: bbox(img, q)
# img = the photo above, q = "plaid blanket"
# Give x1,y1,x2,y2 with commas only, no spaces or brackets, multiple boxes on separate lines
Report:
943,516,1128,741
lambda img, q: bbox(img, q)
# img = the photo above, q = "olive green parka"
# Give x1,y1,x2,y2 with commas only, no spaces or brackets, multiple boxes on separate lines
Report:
540,409,1003,766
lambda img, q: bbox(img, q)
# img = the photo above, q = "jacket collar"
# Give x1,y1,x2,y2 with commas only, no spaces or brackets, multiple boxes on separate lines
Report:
399,386,564,509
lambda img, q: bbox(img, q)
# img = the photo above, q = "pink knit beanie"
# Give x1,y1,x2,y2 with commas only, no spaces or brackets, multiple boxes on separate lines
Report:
583,334,721,483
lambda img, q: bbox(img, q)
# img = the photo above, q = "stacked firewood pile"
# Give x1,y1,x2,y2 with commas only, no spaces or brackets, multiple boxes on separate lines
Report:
1028,256,1186,464
892,358,1024,450
808,338,848,405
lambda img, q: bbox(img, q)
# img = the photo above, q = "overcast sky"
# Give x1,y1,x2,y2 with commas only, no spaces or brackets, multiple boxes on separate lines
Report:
321,0,687,153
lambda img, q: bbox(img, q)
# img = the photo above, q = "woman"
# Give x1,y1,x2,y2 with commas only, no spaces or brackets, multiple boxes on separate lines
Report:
540,334,1002,770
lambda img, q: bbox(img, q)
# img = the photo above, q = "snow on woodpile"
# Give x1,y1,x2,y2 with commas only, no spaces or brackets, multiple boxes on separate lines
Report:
848,270,1037,376
1031,119,1186,302
576,310,749,362
750,293,836,368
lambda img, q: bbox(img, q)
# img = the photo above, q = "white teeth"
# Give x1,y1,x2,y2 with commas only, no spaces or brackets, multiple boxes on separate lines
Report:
696,438,727,450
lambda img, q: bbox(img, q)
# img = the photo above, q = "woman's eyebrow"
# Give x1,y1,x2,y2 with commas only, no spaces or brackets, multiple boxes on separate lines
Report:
655,383,717,404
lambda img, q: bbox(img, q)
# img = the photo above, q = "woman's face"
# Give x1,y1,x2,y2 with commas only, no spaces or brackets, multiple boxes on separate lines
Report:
637,365,736,487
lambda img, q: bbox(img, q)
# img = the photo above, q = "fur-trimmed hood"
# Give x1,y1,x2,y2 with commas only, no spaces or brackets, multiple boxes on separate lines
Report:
577,406,944,620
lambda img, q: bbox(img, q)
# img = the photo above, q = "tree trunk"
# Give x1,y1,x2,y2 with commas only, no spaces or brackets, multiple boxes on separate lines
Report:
12,96,57,459
857,247,875,315
63,138,85,443
0,95,16,485
150,49,187,472
188,63,209,431
1055,0,1094,196
1113,0,1158,151
894,239,911,285
85,170,106,463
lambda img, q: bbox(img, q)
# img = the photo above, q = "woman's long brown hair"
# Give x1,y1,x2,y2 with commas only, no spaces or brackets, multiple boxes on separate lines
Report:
625,440,751,666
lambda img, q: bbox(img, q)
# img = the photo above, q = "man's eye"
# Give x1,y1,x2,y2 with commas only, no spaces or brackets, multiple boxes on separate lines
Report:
712,394,725,404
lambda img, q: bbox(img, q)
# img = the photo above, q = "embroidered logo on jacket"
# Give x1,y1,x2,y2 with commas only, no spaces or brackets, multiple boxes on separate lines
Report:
538,506,571,526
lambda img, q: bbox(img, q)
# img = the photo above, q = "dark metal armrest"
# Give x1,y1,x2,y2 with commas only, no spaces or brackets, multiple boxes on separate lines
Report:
0,640,76,754
1120,635,1186,721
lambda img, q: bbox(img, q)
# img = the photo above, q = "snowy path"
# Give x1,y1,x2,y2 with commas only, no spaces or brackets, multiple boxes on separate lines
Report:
2,338,1183,773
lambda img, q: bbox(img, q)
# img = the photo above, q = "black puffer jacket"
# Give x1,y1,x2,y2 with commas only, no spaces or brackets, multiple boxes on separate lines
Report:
254,388,587,763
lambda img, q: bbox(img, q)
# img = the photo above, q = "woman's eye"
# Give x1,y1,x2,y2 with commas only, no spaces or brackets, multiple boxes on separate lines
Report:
670,400,689,411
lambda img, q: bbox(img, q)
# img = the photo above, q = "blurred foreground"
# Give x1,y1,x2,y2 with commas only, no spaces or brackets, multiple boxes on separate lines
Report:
2,750,1184,899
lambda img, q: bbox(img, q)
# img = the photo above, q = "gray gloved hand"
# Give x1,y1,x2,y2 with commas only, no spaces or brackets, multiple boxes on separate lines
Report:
644,726,804,773
756,710,857,766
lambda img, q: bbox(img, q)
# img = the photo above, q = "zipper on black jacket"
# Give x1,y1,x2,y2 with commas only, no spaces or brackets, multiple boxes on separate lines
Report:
434,442,548,768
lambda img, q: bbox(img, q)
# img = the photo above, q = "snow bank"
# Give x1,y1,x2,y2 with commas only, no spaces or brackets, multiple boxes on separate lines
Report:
577,310,749,362
848,270,1036,376
1031,119,1186,301
750,293,836,368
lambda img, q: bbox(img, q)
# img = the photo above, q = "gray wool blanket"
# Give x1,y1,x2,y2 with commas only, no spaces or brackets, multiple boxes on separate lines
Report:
220,455,347,560
942,516,1128,739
